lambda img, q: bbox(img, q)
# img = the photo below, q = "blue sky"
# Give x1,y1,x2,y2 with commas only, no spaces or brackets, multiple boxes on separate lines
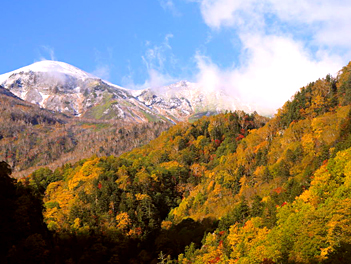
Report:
1,0,208,84
1,0,351,112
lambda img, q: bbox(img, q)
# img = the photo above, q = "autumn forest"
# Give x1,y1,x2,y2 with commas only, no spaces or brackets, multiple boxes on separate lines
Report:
2,61,351,263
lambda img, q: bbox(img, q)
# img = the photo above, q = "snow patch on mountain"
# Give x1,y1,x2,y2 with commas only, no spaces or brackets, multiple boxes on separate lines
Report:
134,80,250,118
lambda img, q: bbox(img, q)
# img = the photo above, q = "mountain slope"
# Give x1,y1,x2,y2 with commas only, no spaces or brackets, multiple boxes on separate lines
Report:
0,61,256,123
16,61,351,263
0,61,169,122
24,110,267,263
0,86,171,176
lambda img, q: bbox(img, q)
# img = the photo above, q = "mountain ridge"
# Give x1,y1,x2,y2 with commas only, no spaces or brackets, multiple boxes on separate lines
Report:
0,60,253,123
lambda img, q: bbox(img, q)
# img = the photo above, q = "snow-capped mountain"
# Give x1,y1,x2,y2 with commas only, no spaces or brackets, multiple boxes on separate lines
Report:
0,60,248,123
0,60,95,83
0,61,163,122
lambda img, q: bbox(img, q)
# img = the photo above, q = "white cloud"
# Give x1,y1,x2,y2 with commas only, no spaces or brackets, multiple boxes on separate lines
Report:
92,65,110,80
91,48,114,80
159,0,181,16
39,45,56,61
123,68,177,93
195,52,226,94
143,69,177,91
198,0,266,30
198,0,351,49
269,0,351,50
191,0,350,114
124,34,178,91
195,33,343,115
142,34,174,72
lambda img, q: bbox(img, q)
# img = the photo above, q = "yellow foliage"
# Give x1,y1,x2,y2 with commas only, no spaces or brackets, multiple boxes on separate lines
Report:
73,218,81,229
301,133,315,154
116,212,131,230
319,247,332,261
228,217,270,263
254,141,268,154
160,160,183,169
336,62,351,89
336,105,351,119
47,221,59,231
253,166,264,178
199,233,226,264
311,113,339,145
116,165,130,190
45,181,63,196
135,193,151,201
68,158,102,193
190,163,206,178
194,135,206,149
135,168,150,185
44,180,75,230
299,190,312,203
261,196,270,203
207,180,215,193
151,173,159,182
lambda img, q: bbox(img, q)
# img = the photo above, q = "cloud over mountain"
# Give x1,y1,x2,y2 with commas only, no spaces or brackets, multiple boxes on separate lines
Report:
191,0,349,114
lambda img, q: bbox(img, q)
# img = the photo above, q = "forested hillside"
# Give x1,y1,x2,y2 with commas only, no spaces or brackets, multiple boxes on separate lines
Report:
25,111,266,263
0,87,171,177
1,61,351,263
175,62,351,264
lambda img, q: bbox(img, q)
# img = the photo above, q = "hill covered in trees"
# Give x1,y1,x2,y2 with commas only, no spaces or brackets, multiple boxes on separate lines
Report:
1,61,351,263
0,86,171,177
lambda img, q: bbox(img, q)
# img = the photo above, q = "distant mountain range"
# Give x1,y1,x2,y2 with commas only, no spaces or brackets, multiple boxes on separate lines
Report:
0,60,250,123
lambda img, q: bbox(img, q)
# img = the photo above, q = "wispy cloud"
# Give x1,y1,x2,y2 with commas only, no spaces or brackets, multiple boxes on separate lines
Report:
159,0,181,16
124,34,178,91
92,65,111,80
91,48,114,80
142,34,174,72
39,45,56,61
